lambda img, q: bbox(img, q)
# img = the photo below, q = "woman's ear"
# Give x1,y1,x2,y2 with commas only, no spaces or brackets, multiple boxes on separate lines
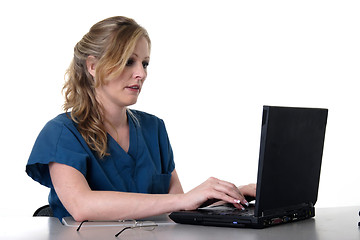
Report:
86,56,97,77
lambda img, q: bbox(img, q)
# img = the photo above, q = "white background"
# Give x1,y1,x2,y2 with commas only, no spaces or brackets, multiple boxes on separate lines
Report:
0,0,359,217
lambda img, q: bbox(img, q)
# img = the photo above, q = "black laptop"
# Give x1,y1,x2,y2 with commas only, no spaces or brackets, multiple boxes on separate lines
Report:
169,106,328,228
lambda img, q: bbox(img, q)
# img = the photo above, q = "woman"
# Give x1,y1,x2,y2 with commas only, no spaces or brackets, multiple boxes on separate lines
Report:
26,16,256,222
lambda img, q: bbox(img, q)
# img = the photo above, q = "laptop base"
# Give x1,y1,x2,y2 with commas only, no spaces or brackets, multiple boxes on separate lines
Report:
169,203,315,229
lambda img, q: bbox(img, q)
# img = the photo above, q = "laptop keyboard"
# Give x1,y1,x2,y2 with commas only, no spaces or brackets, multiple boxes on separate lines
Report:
200,204,255,216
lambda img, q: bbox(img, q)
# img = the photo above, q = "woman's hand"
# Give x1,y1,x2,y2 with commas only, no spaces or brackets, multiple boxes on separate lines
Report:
238,183,256,201
180,177,250,211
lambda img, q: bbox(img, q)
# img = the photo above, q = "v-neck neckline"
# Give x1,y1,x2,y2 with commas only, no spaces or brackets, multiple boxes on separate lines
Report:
107,111,137,156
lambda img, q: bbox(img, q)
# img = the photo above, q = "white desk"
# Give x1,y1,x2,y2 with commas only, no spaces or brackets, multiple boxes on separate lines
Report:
1,206,359,240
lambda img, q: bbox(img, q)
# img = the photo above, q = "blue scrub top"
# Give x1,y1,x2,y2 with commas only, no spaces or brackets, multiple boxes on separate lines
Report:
26,110,175,220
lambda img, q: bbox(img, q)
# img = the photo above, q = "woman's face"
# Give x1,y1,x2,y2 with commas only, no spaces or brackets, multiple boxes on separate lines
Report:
95,36,150,110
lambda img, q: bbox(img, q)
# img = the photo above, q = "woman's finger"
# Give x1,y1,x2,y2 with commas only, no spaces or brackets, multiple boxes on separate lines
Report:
205,178,249,208
211,179,249,205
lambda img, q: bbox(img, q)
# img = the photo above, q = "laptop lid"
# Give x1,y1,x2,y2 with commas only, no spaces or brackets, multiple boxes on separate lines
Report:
255,106,328,217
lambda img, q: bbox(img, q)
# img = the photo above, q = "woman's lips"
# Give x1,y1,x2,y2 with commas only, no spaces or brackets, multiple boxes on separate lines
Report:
125,84,140,92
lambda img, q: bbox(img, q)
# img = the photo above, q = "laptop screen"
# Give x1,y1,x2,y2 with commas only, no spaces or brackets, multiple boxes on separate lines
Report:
255,106,328,216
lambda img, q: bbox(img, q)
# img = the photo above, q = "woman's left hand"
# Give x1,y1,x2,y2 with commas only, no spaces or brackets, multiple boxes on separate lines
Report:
238,183,256,200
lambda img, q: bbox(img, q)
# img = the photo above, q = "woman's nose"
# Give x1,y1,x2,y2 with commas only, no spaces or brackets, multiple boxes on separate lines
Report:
133,63,146,79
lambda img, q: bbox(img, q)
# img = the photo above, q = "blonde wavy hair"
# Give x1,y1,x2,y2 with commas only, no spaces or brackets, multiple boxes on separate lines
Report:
62,16,151,158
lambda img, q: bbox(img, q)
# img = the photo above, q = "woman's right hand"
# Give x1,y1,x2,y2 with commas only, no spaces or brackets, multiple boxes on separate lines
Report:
180,177,249,211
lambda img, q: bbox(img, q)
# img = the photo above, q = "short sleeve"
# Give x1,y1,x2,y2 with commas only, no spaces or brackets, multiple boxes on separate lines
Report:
26,117,89,188
158,119,175,174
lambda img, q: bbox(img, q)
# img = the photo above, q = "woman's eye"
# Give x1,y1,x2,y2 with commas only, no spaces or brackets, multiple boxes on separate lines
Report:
126,58,149,69
142,61,149,69
126,59,134,66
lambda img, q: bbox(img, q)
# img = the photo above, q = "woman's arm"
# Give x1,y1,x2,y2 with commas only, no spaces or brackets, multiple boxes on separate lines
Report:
49,162,183,221
49,162,249,222
168,169,184,194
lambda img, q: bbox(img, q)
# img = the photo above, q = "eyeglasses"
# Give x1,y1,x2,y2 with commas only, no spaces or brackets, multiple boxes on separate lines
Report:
115,220,158,237
76,219,158,237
